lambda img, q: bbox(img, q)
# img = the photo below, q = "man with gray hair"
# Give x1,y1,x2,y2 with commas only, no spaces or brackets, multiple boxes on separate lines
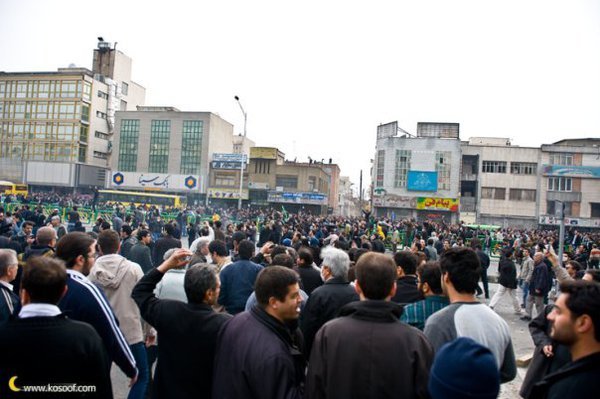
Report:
0,249,21,325
300,246,359,355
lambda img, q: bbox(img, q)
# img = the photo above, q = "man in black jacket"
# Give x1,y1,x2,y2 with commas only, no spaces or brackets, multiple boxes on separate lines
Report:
152,223,181,267
391,250,422,305
132,248,231,399
306,252,433,399
530,280,600,398
0,256,112,398
300,246,358,355
522,252,550,321
212,266,305,399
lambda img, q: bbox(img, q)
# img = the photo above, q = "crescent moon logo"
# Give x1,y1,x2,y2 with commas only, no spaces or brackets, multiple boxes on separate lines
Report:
9,376,21,392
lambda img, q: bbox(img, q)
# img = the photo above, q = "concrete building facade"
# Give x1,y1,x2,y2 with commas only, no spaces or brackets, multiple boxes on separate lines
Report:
539,138,600,229
0,39,145,190
111,107,235,200
209,147,335,214
461,138,541,228
372,122,462,223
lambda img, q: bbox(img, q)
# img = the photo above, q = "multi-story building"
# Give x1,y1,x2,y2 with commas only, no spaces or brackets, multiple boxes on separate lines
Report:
372,122,462,223
539,138,600,228
111,106,236,203
211,147,334,214
461,138,541,228
338,176,360,217
0,39,145,191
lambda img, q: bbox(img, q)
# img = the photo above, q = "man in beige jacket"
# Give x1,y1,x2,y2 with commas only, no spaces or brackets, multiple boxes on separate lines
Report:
90,229,147,399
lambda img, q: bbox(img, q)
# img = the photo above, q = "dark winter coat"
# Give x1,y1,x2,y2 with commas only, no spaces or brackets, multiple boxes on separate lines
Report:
212,306,305,399
498,256,518,289
300,276,359,355
306,300,433,399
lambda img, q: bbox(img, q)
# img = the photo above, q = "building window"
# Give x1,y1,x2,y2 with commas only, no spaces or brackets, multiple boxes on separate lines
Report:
481,187,506,200
511,162,537,175
547,201,572,217
276,175,298,189
308,176,317,191
97,90,109,99
95,130,109,140
591,203,600,218
215,172,236,187
83,82,92,102
118,119,139,172
509,188,536,201
78,146,87,162
376,150,385,187
180,120,203,174
548,177,572,192
81,105,90,123
436,151,451,190
96,110,107,119
93,151,108,160
149,120,170,173
80,126,89,143
120,100,127,111
549,153,573,166
482,161,507,173
394,150,411,188
121,82,129,96
254,160,270,174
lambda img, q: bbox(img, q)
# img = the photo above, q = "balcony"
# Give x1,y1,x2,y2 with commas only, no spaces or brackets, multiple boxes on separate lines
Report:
460,172,478,181
546,191,582,203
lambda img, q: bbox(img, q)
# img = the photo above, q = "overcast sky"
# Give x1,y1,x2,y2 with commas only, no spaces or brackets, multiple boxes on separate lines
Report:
1,0,599,191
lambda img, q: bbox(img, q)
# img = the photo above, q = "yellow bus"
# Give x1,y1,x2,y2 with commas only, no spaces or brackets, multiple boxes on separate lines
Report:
98,189,185,208
0,181,28,196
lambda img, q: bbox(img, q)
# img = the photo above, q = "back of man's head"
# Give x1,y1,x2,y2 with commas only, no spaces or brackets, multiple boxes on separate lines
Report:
394,251,418,275
470,238,482,250
97,229,120,255
36,226,57,247
184,264,218,304
238,240,255,260
232,231,246,246
272,253,294,269
297,247,313,267
208,240,228,257
559,280,600,342
355,252,396,300
55,232,95,269
427,238,434,246
255,266,299,307
23,257,67,304
165,223,176,237
440,247,481,294
418,261,444,295
121,224,133,236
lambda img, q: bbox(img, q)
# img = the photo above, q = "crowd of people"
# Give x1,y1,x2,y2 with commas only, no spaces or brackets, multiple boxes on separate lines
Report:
1,198,600,398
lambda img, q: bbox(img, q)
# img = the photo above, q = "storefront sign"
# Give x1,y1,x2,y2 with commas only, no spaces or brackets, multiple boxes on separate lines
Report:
267,191,328,205
416,197,459,212
111,172,200,191
207,188,248,200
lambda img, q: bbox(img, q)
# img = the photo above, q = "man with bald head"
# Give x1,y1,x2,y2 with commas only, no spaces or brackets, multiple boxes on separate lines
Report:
521,252,550,321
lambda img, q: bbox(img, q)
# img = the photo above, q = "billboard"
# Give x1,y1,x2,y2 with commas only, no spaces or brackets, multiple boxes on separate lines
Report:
268,191,328,205
407,171,438,191
542,165,600,178
213,153,247,162
372,195,417,209
211,161,246,170
207,188,248,200
250,147,278,160
111,171,200,191
416,197,459,212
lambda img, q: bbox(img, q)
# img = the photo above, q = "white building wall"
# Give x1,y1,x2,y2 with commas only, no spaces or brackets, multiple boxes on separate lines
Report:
477,146,540,218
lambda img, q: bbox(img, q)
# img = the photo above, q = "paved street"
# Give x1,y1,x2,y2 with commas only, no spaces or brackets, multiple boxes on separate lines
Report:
110,257,537,398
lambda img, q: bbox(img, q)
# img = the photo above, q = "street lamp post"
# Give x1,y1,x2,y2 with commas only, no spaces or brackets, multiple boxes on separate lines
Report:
234,96,247,209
